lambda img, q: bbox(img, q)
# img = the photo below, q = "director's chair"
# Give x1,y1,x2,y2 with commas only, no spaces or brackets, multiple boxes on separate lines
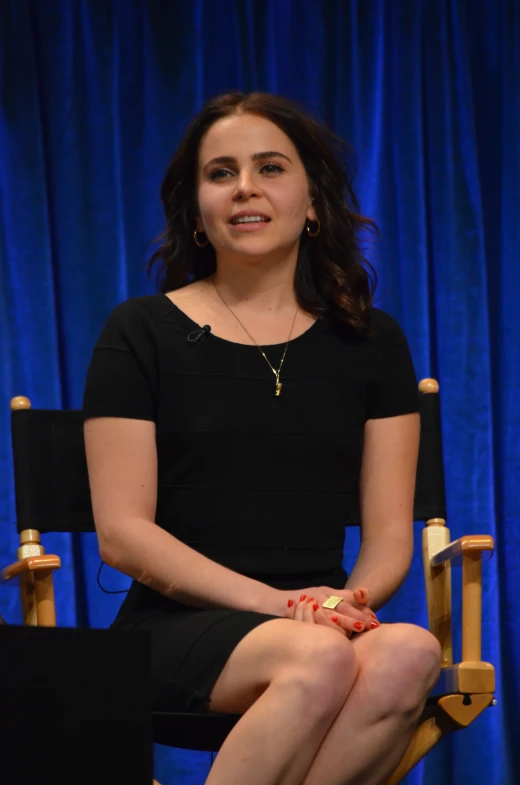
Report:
2,379,495,784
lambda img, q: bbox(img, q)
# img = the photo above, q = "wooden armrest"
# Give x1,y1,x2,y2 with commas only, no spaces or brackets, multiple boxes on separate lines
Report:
430,661,495,696
431,535,494,568
1,555,61,581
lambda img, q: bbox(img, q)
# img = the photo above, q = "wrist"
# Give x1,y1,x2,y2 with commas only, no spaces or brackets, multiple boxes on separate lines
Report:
252,584,286,616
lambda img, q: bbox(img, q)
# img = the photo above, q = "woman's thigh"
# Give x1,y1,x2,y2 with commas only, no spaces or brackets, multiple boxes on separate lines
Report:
208,618,356,715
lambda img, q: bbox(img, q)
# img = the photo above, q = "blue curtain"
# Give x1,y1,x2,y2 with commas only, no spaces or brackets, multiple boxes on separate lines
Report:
1,1,518,783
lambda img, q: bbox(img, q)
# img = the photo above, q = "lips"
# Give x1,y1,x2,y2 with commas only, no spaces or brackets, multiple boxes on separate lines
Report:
229,212,271,225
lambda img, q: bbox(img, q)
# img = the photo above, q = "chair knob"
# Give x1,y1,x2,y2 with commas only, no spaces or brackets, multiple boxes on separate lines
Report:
419,379,439,394
10,396,31,410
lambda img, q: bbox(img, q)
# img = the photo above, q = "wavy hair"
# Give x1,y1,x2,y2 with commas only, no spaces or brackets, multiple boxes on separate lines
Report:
147,92,378,332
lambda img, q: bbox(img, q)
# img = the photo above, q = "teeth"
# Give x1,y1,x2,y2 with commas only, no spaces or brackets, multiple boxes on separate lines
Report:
233,216,267,224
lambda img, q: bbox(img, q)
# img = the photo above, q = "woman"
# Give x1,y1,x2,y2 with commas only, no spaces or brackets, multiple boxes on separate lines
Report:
83,92,441,785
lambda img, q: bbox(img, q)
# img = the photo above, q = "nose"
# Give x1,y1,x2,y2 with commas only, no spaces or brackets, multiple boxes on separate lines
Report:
233,170,259,201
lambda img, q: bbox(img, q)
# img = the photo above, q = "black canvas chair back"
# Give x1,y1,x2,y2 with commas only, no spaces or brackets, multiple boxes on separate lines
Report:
10,390,445,536
11,409,95,535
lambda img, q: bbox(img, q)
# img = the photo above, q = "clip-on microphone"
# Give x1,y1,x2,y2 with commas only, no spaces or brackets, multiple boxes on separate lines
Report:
187,325,212,344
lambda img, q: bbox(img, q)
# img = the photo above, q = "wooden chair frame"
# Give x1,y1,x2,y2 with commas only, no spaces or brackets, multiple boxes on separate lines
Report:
2,381,495,784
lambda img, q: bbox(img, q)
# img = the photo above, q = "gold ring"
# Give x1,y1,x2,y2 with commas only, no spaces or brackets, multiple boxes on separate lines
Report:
321,595,343,610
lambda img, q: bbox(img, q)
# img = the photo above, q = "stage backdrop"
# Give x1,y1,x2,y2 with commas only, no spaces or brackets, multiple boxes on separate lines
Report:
1,1,518,783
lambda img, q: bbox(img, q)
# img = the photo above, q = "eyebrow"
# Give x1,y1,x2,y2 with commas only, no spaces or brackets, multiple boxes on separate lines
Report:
203,150,292,170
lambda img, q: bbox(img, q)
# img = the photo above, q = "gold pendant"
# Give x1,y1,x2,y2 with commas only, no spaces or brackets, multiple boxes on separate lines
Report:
275,381,283,397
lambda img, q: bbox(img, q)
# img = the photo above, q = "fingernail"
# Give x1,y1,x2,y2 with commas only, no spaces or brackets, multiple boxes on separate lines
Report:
370,620,380,629
307,597,315,603
300,594,307,602
287,599,294,608
354,621,364,631
331,616,339,623
313,603,319,611
358,589,365,599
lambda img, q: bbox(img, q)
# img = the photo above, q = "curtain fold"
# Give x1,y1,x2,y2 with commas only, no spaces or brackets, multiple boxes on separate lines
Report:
0,1,517,782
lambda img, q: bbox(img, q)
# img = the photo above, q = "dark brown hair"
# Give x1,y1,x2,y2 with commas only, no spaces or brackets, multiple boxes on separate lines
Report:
148,91,378,332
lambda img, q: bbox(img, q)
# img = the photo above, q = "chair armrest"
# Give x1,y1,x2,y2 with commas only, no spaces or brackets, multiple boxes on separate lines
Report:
423,525,494,666
430,535,494,567
1,555,61,581
430,661,495,696
426,530,493,663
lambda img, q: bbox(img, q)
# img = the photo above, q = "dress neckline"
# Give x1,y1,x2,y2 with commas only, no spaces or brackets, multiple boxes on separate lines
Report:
161,293,321,349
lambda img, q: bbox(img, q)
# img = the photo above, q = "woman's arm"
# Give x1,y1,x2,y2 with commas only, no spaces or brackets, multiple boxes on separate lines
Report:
84,417,281,614
344,413,420,611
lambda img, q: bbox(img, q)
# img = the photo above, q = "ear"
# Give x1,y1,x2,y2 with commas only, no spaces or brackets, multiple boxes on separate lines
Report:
195,215,205,233
306,195,317,223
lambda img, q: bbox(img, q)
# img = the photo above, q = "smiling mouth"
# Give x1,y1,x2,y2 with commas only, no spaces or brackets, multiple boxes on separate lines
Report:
229,216,271,225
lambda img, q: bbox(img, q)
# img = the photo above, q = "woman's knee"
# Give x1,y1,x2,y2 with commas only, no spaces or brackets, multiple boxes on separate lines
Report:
276,624,359,712
207,618,357,716
363,623,441,717
401,624,442,688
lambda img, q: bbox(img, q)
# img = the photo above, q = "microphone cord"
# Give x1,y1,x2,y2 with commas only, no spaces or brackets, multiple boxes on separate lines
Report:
96,561,129,594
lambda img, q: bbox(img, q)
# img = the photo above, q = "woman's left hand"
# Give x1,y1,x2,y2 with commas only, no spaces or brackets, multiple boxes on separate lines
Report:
322,586,378,630
285,585,379,634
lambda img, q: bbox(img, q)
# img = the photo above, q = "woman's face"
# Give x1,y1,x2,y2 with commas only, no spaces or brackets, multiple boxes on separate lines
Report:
195,113,316,261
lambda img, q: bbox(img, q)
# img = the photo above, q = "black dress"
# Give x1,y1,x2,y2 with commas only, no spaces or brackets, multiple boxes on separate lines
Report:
82,294,419,713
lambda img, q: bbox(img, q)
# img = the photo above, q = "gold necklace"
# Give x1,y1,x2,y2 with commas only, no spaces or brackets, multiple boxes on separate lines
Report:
212,279,298,397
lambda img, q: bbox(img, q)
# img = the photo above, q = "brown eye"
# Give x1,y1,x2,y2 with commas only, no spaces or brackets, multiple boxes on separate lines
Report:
209,168,233,180
261,163,284,175
208,163,283,180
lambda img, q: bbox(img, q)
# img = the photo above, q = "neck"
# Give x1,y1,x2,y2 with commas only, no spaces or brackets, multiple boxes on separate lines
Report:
211,252,298,314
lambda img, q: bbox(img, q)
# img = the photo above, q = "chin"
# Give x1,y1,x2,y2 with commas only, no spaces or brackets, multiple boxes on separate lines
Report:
220,239,272,255
231,237,297,256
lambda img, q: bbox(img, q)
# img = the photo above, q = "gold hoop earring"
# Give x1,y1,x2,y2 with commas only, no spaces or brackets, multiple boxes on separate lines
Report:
306,218,321,237
193,230,209,248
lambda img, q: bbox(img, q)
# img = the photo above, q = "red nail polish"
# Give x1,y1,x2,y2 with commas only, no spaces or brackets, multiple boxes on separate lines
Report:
354,621,364,631
300,594,307,602
313,603,319,611
331,616,339,623
370,620,380,629
307,597,315,603
358,589,365,599
287,599,294,608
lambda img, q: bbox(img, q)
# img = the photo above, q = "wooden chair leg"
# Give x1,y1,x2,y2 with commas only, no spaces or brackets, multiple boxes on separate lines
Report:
384,714,451,785
34,568,57,626
20,571,38,625
17,527,44,625
384,694,494,784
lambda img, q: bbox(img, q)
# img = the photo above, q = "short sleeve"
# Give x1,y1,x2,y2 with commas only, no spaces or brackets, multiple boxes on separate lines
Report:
82,299,158,421
366,310,420,419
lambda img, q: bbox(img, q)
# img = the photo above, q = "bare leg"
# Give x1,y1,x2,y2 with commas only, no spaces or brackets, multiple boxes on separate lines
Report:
204,620,359,785
300,623,442,785
205,676,346,785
